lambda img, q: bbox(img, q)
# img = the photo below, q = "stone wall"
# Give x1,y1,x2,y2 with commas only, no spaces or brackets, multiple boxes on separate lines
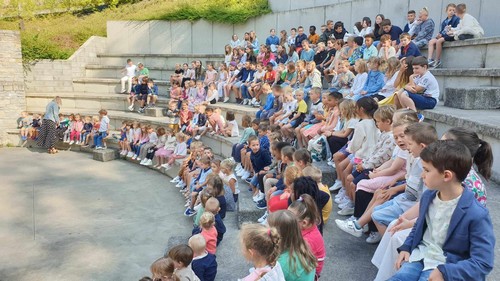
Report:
0,30,25,145
24,36,107,93
106,0,499,54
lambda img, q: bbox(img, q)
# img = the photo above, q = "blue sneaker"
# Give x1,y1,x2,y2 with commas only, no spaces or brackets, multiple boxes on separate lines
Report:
21,136,27,141
417,113,425,122
256,199,267,210
184,208,196,217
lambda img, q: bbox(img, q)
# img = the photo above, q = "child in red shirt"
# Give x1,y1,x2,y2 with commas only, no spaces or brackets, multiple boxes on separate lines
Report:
200,212,218,254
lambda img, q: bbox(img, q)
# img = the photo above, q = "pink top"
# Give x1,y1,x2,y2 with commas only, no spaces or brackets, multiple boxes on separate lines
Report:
302,225,325,275
204,69,218,85
201,226,218,254
209,113,225,134
139,133,149,144
262,52,275,67
170,87,181,100
71,120,84,132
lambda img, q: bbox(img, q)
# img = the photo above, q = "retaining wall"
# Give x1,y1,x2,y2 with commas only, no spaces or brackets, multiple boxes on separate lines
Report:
0,30,25,145
106,0,499,54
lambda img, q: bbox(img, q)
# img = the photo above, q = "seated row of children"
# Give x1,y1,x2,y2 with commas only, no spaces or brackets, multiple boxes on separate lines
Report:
18,111,41,141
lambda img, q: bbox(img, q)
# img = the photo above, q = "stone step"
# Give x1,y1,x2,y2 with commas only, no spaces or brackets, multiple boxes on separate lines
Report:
430,68,500,100
72,77,171,96
421,37,500,69
97,53,225,68
93,149,118,162
85,64,178,81
444,87,500,109
422,103,500,182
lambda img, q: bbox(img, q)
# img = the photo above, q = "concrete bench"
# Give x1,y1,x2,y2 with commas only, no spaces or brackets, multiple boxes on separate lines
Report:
93,149,117,162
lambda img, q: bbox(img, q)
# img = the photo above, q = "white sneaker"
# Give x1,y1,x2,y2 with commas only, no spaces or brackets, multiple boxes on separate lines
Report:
132,155,137,160
136,157,141,161
335,188,346,200
330,179,343,191
236,169,245,177
252,192,265,202
76,141,80,145
176,181,185,188
236,163,243,172
194,135,201,140
170,176,181,183
366,232,382,244
335,219,363,238
194,203,202,212
96,146,103,150
144,159,153,166
184,200,191,207
327,160,336,168
69,140,74,145
258,211,268,223
128,105,134,111
337,202,355,216
338,196,352,209
223,97,229,103
163,164,172,170
241,170,251,180
250,97,256,104
139,159,147,165
127,152,134,157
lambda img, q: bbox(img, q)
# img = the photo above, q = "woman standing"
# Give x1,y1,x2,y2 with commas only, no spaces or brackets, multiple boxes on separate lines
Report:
37,96,61,154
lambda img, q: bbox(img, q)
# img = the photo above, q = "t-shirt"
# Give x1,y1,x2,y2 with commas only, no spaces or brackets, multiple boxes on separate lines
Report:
413,71,440,100
201,226,218,254
278,251,315,281
300,49,315,62
99,116,110,132
227,120,239,137
402,156,424,201
174,141,188,156
296,100,307,114
302,226,326,275
317,183,332,223
125,64,137,77
139,67,149,76
283,100,298,116
192,252,218,281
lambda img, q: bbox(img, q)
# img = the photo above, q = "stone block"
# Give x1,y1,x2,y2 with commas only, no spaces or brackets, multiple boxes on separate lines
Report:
480,0,500,37
149,21,172,54
269,0,290,12
276,10,297,32
254,14,278,39
192,20,214,54
145,107,166,117
106,21,128,54
212,22,234,55
171,21,192,54
299,7,325,33
93,149,117,162
444,87,500,110
127,22,151,54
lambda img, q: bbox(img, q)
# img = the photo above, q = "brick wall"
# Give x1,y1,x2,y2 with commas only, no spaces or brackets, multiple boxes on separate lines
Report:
24,36,106,93
0,30,25,145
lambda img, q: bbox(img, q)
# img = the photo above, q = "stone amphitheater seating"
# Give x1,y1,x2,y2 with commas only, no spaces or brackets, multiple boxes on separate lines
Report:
12,36,500,226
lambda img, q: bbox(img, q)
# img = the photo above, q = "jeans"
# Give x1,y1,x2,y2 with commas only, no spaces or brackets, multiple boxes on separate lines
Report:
388,260,432,281
93,132,107,147
240,83,251,99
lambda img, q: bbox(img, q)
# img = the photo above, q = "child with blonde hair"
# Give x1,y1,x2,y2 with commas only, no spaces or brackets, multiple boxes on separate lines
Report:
161,132,188,170
18,111,32,141
360,56,385,99
302,166,332,224
329,60,355,95
138,126,158,163
189,234,217,281
219,158,238,211
150,257,179,281
119,121,131,156
238,224,284,281
345,59,368,100
154,128,176,169
199,212,218,255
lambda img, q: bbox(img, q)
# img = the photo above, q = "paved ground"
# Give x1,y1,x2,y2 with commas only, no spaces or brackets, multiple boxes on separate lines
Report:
1,148,499,281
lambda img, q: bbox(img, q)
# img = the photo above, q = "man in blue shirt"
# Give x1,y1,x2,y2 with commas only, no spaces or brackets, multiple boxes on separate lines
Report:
265,28,280,54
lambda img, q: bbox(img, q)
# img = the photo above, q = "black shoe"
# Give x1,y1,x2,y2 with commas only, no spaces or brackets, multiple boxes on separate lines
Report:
256,199,267,210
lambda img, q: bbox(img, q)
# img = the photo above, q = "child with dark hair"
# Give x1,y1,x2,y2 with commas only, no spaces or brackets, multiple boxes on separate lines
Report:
391,140,494,281
150,257,179,281
248,135,273,205
233,115,257,176
167,245,199,281
348,36,364,66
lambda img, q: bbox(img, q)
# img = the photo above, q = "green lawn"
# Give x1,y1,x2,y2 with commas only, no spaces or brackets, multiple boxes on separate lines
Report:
0,0,270,62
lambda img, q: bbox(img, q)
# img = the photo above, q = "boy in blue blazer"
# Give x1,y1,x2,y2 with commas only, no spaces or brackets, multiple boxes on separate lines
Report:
391,140,494,281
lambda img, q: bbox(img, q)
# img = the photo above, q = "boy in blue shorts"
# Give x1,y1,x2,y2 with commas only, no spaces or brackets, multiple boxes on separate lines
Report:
390,140,494,281
371,123,437,241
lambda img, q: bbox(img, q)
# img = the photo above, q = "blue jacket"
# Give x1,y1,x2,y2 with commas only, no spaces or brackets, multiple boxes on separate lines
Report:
262,92,275,111
192,252,217,281
250,148,272,173
266,35,279,46
362,70,385,94
440,15,460,39
399,41,421,59
398,188,495,281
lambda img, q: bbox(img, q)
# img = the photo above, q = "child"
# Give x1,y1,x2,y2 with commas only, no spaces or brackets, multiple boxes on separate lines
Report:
167,245,200,281
194,80,207,107
69,113,83,145
184,157,212,216
137,77,149,114
170,80,182,109
82,115,98,146
127,77,139,111
272,90,297,126
296,89,325,150
194,197,226,245
120,58,136,94
18,111,32,141
378,34,396,59
255,83,274,119
161,132,188,170
302,165,332,225
147,79,159,107
371,123,438,236
205,82,218,105
375,57,400,101
398,33,421,59
238,224,285,281
205,108,225,136
248,135,273,204
191,105,208,141
391,140,494,281
395,56,439,111
179,101,193,132
232,115,257,172
142,127,165,166
132,125,149,159
281,90,307,141
150,257,179,281
219,158,239,211
205,175,227,219
267,210,317,281
363,33,378,60
217,63,229,102
288,194,326,278
30,113,41,140
266,165,301,221
222,111,239,138
199,212,218,255
93,109,109,150
137,126,157,162
448,3,484,41
427,3,460,68
203,64,217,88
360,57,385,99
329,60,355,95
259,85,283,121
62,114,73,143
188,234,217,281
119,121,131,155
345,59,368,100
155,128,176,168
126,121,140,157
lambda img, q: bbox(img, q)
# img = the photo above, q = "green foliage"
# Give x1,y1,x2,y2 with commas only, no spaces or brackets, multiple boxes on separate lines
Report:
0,0,271,62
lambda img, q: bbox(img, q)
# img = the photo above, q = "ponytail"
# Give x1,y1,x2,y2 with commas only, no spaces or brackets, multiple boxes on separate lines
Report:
240,224,281,266
475,140,493,180
289,194,321,226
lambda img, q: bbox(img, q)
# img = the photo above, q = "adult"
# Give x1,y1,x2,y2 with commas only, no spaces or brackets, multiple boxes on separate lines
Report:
265,28,280,53
37,96,62,154
411,7,435,48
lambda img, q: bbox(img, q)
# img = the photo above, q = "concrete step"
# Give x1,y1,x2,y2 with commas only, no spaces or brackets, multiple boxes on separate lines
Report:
430,68,500,100
72,77,171,96
444,87,500,109
422,103,500,182
421,37,500,69
85,64,177,81
97,53,225,68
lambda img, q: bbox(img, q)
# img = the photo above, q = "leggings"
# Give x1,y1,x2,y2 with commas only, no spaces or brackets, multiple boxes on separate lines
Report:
146,147,158,160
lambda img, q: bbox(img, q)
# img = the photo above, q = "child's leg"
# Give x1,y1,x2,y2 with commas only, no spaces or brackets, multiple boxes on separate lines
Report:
390,260,428,281
20,127,26,137
341,162,353,190
371,199,404,236
427,38,437,60
335,157,350,185
435,37,446,61
189,191,199,209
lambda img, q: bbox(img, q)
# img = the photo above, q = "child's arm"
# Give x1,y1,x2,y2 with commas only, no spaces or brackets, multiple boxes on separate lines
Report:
370,157,405,178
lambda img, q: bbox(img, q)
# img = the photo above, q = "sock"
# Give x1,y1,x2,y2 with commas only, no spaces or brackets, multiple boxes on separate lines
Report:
353,220,361,230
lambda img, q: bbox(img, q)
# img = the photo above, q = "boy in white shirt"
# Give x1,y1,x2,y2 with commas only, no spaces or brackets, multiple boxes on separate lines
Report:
120,59,137,94
394,56,439,111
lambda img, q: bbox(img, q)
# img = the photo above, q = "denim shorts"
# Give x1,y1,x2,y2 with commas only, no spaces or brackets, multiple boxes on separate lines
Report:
250,174,259,187
407,92,437,110
339,144,350,156
371,199,405,226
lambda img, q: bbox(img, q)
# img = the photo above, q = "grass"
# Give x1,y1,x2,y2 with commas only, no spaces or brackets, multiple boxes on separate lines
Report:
0,0,270,62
